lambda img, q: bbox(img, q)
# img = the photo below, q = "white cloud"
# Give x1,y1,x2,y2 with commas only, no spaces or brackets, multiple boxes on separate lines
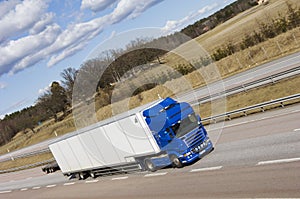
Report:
109,0,163,22
0,24,61,75
81,0,116,12
0,0,49,42
29,12,55,35
38,81,62,95
38,85,50,95
0,0,20,19
47,0,164,66
0,82,7,89
161,3,219,35
46,16,108,66
0,0,164,76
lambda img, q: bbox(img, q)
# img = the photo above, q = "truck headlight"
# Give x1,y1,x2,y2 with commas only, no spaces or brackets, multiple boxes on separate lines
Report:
184,152,192,157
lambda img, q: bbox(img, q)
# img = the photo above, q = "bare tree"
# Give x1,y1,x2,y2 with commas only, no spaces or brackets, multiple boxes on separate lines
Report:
61,67,77,105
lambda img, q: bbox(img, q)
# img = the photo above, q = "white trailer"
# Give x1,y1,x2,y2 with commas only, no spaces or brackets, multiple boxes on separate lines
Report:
49,101,161,179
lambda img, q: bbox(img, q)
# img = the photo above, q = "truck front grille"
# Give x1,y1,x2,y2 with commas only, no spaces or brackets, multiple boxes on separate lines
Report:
184,128,205,148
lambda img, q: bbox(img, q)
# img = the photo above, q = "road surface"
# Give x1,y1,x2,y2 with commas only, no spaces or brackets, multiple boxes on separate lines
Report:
1,102,299,198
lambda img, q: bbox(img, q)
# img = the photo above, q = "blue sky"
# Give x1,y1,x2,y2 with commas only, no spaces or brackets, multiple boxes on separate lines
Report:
0,0,236,118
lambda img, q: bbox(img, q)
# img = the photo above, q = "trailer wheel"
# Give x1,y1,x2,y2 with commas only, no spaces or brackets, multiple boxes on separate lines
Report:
145,159,156,172
170,155,183,168
79,172,86,180
89,172,96,178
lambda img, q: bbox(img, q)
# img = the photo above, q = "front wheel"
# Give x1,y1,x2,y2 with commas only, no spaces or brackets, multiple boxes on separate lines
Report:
145,159,157,172
170,155,183,168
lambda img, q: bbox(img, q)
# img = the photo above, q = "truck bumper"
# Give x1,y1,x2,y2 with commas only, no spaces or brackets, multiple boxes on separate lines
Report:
180,139,213,164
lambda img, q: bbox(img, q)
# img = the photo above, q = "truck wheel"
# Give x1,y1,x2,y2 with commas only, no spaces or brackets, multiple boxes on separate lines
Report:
145,159,156,172
79,172,86,180
170,155,183,168
89,172,96,178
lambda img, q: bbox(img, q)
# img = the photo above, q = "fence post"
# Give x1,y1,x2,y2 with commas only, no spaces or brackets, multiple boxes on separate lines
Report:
261,47,268,59
292,33,298,45
276,41,283,54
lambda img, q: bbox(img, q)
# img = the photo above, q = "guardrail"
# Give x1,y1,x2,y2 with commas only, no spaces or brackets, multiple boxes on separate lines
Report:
202,93,300,123
190,65,300,105
0,148,50,163
0,158,55,174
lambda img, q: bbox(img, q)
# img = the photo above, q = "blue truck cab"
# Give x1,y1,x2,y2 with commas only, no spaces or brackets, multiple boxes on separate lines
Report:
142,97,213,171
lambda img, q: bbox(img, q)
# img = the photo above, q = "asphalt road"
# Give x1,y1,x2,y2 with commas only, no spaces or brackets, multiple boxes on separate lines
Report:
1,51,300,163
1,103,299,198
178,51,300,102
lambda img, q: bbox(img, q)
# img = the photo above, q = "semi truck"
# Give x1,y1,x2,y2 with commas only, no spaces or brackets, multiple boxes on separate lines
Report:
48,97,213,179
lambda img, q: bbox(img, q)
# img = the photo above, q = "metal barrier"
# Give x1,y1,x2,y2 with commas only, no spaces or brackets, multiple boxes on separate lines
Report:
202,93,300,123
190,65,300,105
0,158,55,174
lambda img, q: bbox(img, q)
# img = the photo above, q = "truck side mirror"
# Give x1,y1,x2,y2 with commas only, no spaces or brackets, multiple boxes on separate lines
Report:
197,115,201,124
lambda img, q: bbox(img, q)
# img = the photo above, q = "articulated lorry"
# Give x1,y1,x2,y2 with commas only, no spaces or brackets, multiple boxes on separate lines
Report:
48,97,213,179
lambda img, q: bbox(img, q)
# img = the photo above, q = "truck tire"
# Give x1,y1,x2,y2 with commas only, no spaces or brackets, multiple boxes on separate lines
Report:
89,172,96,178
170,155,183,168
79,172,86,180
145,159,156,172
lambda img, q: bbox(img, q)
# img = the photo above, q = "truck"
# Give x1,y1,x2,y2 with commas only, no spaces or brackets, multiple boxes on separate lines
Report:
48,97,213,179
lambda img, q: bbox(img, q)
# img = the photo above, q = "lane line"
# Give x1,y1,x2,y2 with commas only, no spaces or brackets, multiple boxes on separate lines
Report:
209,109,300,131
294,128,300,131
0,190,12,194
112,176,128,181
257,157,300,165
190,166,223,173
85,180,99,184
63,182,75,186
32,187,41,190
144,172,167,177
46,184,57,188
20,188,28,191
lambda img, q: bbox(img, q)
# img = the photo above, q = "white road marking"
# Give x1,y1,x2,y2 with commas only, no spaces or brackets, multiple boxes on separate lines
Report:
0,190,12,194
20,188,28,191
190,166,223,173
257,157,300,165
63,182,75,186
112,176,128,180
26,177,32,180
210,109,300,131
85,180,99,184
32,187,41,190
46,184,57,188
144,172,167,177
294,128,300,131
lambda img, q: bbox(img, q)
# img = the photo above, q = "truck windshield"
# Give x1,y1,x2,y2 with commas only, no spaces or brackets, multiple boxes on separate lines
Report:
171,113,199,138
